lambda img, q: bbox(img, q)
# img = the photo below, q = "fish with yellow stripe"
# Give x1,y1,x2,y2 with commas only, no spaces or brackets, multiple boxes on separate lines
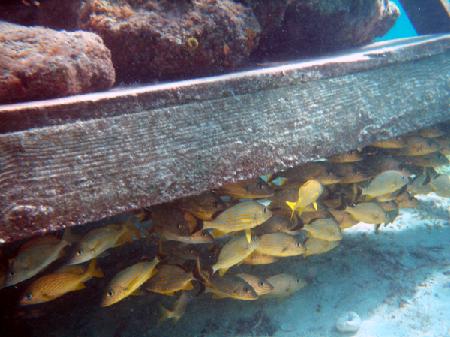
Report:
6,229,73,287
20,259,103,305
285,180,323,218
203,201,272,242
146,264,195,296
102,257,159,307
69,222,140,265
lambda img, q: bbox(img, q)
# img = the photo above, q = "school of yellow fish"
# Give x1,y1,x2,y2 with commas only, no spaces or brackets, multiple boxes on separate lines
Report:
0,125,449,324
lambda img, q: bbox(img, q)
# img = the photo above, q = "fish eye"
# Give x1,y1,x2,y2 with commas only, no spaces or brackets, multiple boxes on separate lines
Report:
297,242,302,247
258,281,264,287
8,271,15,277
107,289,114,297
25,293,32,301
76,250,82,256
296,278,301,283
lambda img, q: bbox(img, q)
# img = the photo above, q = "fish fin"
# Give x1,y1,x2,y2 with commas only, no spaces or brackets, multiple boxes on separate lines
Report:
61,227,78,244
130,289,145,296
211,229,227,238
313,202,318,211
212,294,226,300
158,305,173,326
184,281,194,291
97,251,111,259
74,282,86,291
194,257,210,286
218,267,229,277
285,201,297,211
86,259,104,278
245,229,252,244
57,264,85,275
296,207,304,217
202,221,213,229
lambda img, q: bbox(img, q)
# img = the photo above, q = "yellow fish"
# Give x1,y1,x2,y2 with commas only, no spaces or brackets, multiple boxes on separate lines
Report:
254,215,300,235
434,136,450,155
203,201,272,242
102,257,159,307
400,136,440,156
361,170,409,198
178,192,225,221
255,233,305,257
403,152,449,168
375,193,398,202
338,172,370,184
302,218,342,241
429,174,450,198
328,150,362,163
69,222,140,265
236,273,274,296
20,259,103,305
200,269,258,301
151,205,196,235
304,237,340,256
159,292,193,324
263,274,307,298
285,180,323,218
345,202,388,224
299,210,330,225
160,229,214,244
395,191,418,209
220,179,274,199
6,229,72,287
407,174,432,195
212,236,259,276
418,127,445,138
370,138,405,149
379,201,398,212
328,209,358,229
158,241,199,262
242,252,279,265
146,264,194,296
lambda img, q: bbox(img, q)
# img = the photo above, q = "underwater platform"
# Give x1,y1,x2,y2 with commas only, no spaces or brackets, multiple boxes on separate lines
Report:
0,34,449,243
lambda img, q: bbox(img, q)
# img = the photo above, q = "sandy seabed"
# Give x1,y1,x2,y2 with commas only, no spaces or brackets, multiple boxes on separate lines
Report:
149,193,450,337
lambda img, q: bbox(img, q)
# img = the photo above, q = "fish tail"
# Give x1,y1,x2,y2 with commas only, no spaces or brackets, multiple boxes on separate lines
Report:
62,227,78,244
202,221,213,229
194,257,210,286
87,259,104,278
285,201,297,211
158,304,173,325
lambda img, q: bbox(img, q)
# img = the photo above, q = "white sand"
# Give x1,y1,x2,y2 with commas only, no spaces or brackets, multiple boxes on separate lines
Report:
154,194,449,337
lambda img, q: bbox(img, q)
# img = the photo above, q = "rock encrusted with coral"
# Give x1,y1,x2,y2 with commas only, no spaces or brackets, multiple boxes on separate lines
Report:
244,0,400,58
78,0,261,83
0,0,400,102
0,21,115,104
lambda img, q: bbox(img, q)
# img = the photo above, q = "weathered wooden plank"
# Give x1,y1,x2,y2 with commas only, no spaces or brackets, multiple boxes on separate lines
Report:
399,0,450,35
0,35,449,243
0,34,449,133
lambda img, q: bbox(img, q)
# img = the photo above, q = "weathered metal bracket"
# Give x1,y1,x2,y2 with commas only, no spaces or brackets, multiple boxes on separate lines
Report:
0,34,449,243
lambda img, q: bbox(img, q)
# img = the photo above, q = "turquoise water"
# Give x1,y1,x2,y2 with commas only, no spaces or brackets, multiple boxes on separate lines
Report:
379,0,418,41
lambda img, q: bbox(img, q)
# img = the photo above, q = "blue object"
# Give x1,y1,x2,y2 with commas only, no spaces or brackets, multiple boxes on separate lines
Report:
377,0,418,41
